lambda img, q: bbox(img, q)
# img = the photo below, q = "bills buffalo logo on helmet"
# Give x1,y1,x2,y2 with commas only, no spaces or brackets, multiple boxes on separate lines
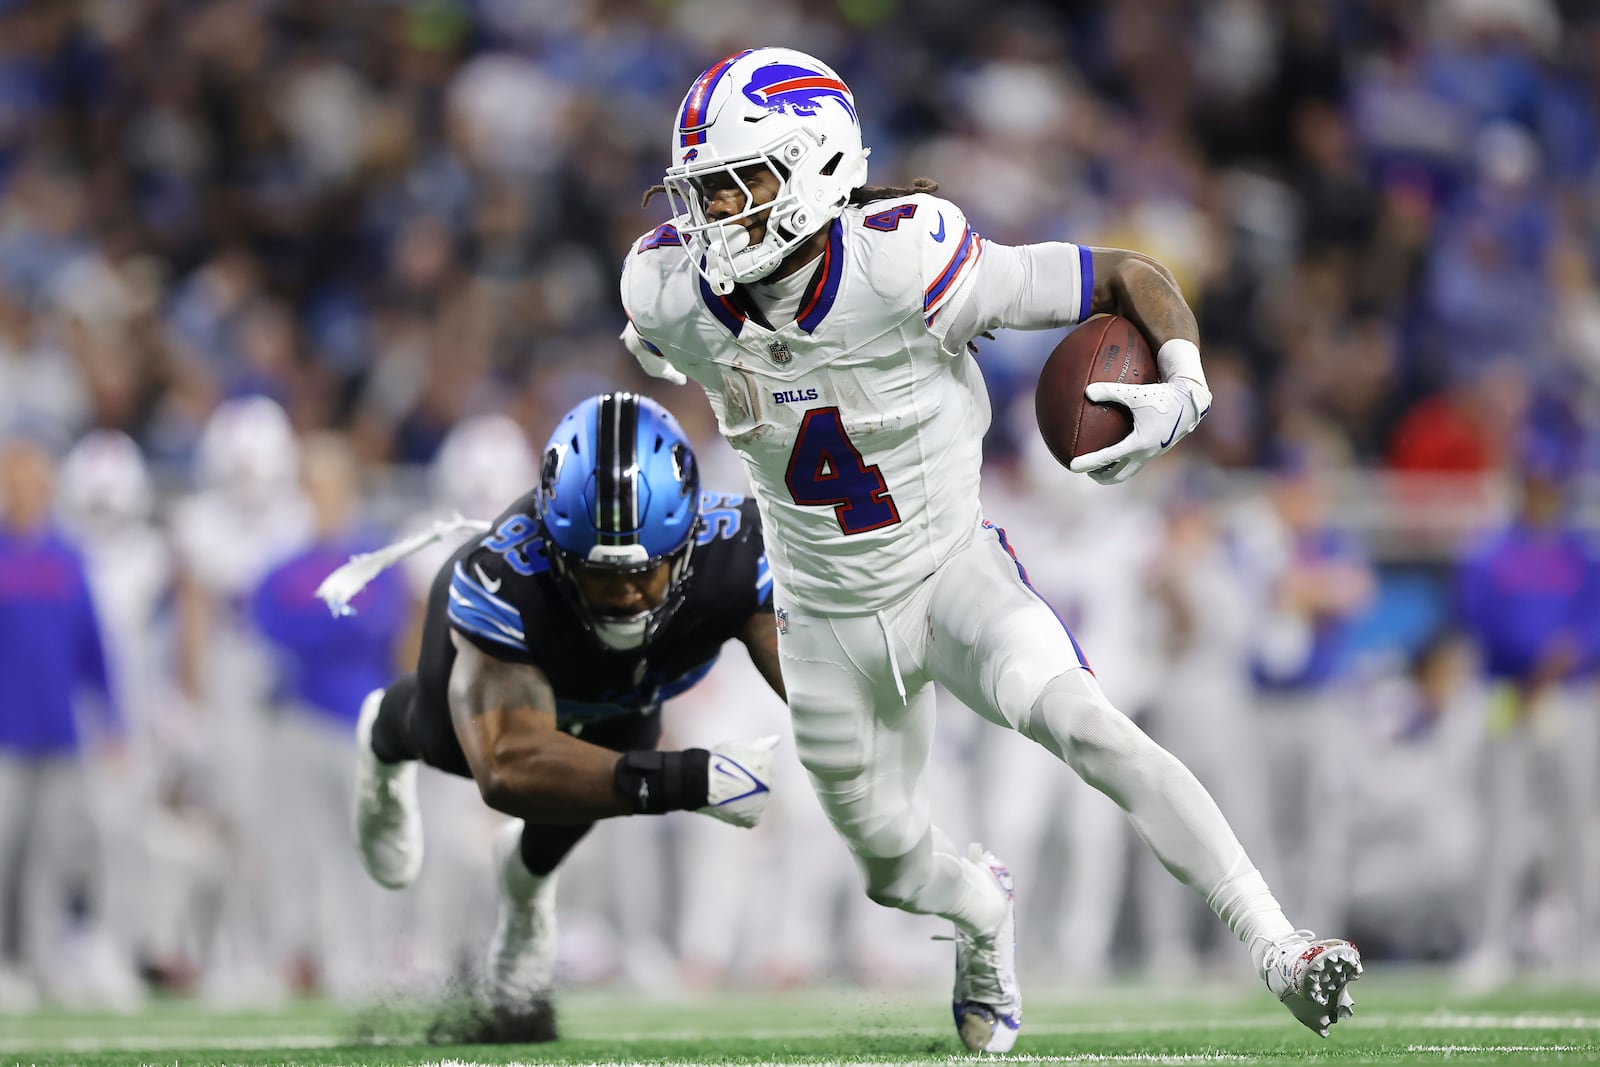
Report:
742,63,857,123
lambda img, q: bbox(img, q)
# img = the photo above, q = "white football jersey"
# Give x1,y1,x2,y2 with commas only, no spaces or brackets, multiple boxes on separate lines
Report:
623,193,1089,614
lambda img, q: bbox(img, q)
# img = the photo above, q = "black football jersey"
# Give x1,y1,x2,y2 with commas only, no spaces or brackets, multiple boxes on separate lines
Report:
443,489,771,726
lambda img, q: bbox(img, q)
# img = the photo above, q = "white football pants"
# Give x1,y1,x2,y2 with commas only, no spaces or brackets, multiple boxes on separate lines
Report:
0,752,103,993
1476,686,1600,963
778,518,1285,951
267,707,404,997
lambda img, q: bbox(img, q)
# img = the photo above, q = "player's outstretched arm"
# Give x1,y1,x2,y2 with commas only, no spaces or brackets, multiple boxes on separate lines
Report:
740,611,787,702
447,632,780,828
447,633,632,823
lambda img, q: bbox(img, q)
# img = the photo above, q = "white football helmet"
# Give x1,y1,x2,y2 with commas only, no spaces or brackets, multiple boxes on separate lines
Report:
431,413,536,521
196,395,299,503
59,430,155,535
663,47,870,294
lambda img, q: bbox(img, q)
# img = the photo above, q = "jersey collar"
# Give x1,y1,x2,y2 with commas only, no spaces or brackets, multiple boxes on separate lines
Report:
697,219,844,339
794,218,844,334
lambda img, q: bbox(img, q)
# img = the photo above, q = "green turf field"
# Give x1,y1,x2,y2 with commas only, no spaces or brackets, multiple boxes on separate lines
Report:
2,971,1597,1066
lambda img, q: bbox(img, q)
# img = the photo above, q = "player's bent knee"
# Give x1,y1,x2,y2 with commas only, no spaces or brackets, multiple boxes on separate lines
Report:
1020,668,1158,782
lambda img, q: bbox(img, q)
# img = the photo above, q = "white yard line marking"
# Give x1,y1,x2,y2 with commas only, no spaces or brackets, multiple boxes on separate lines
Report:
1408,1045,1593,1053
430,1059,1258,1067
0,1033,344,1054
1400,1014,1600,1030
9,1012,1600,1056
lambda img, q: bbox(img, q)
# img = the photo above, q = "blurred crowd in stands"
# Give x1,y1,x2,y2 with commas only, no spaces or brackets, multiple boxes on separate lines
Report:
2,0,1599,1011
2,0,1599,474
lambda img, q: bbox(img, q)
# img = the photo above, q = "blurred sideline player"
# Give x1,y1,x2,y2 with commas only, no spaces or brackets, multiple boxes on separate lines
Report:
0,435,126,1007
332,393,784,1032
622,48,1361,1049
169,396,312,999
1233,444,1375,937
57,431,175,994
250,434,410,996
1456,431,1600,984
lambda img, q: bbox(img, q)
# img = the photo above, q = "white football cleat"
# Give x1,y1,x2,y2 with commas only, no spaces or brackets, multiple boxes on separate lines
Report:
353,688,424,889
952,844,1022,1053
488,819,558,1008
1261,930,1363,1037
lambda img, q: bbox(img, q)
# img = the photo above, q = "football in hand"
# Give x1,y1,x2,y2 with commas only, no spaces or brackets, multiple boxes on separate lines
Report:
1034,314,1158,468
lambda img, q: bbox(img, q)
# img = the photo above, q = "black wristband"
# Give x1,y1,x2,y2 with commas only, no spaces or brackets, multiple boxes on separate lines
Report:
614,749,710,814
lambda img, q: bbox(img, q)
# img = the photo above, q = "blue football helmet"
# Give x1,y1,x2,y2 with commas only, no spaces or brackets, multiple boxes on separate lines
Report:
537,392,702,650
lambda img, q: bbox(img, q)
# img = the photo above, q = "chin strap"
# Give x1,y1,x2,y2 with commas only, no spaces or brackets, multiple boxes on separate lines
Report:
315,514,490,617
705,224,751,295
704,221,804,294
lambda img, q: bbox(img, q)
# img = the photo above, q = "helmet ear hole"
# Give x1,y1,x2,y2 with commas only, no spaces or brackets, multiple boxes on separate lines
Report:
821,152,842,176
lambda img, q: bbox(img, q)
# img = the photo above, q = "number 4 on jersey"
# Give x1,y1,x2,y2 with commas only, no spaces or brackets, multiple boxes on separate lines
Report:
784,407,901,535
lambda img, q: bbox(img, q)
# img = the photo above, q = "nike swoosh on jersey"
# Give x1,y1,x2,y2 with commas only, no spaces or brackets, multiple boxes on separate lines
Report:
473,563,503,594
930,213,946,242
1160,410,1184,448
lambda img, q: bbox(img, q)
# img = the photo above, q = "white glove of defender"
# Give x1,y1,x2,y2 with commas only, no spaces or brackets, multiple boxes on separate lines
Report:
697,734,780,828
620,322,687,386
1067,377,1211,485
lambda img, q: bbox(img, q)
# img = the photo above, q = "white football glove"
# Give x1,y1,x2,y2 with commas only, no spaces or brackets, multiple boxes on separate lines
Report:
620,322,687,386
697,734,780,828
1067,376,1212,485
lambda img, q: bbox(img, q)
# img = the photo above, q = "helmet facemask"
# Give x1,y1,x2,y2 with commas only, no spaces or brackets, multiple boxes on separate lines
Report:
544,536,698,652
666,130,864,294
536,393,704,653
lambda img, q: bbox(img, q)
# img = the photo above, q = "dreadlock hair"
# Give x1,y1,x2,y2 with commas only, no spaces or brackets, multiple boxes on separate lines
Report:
848,177,939,205
640,176,940,211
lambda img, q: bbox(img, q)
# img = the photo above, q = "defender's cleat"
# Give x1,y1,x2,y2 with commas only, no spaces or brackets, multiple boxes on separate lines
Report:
489,820,559,1009
1261,931,1363,1038
354,688,423,888
951,844,1021,1053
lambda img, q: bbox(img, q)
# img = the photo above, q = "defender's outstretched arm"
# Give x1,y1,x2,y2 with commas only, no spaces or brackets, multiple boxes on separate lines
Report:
448,633,630,823
448,633,779,828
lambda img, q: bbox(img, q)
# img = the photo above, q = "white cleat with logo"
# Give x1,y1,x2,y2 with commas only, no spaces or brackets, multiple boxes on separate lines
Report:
1262,930,1363,1037
952,845,1021,1053
489,819,558,1008
354,688,424,889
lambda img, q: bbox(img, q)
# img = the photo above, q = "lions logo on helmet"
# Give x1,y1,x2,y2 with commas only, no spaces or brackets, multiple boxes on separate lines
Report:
663,47,871,295
537,393,702,651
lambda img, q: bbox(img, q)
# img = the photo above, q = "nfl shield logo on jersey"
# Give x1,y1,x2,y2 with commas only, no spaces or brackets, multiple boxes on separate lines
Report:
768,339,793,365
775,607,789,635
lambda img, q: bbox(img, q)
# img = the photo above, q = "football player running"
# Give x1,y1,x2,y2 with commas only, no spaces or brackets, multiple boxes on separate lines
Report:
342,393,783,1029
621,48,1361,1051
